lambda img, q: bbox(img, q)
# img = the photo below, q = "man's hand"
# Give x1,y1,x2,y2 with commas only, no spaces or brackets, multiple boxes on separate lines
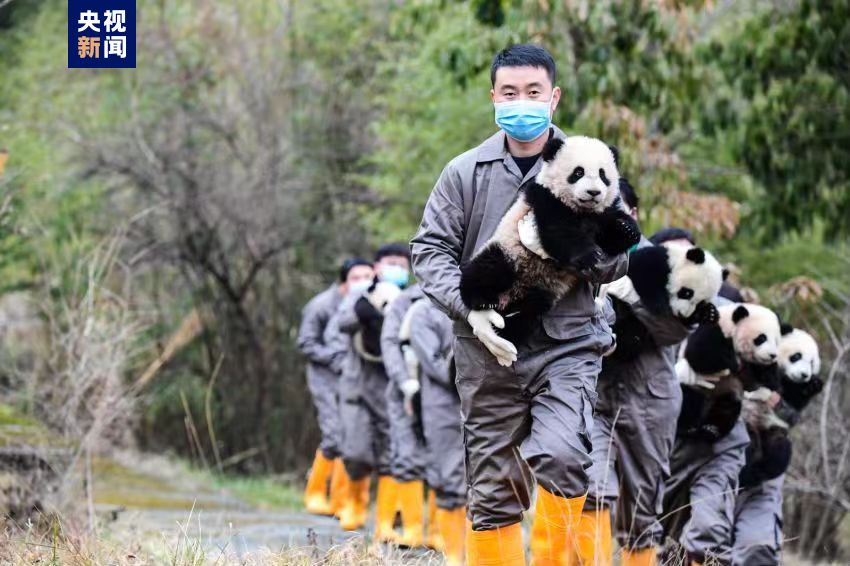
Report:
402,345,419,381
676,358,726,390
399,378,421,416
603,276,640,305
518,212,551,259
467,309,518,367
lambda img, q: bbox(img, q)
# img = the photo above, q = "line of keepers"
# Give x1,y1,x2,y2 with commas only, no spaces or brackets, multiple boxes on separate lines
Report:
297,44,823,566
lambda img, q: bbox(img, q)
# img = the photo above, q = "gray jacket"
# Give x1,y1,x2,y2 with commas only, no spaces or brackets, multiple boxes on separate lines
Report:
297,284,344,370
380,284,425,388
411,301,455,390
410,127,628,338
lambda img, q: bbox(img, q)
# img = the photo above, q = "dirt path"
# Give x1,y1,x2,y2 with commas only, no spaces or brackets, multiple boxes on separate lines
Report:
92,453,361,556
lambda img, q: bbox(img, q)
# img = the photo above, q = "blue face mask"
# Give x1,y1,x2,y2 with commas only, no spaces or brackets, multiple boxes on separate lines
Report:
348,280,372,295
381,265,409,288
494,99,552,142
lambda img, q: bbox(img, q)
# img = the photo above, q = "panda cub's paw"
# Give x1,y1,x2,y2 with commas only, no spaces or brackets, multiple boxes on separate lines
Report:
573,246,605,272
684,301,719,325
616,217,642,248
697,424,722,442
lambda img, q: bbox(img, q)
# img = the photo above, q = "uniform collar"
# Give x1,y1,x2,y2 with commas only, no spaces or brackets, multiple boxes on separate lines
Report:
475,125,568,163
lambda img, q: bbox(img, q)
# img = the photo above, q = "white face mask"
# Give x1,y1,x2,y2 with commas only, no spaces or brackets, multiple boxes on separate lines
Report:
348,280,371,295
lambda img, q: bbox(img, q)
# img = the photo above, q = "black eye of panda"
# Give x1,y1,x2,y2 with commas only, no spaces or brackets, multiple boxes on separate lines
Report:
567,166,584,184
599,169,610,186
754,334,767,346
677,288,694,300
790,352,802,363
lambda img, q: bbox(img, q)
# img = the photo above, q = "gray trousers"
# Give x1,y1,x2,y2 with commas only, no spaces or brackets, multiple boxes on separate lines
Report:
454,321,609,531
731,475,783,566
586,371,681,549
663,419,749,563
339,362,392,480
306,366,341,459
385,383,427,482
422,378,465,510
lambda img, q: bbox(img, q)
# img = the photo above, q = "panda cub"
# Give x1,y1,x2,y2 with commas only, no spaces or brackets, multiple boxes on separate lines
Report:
738,325,821,487
676,303,782,441
773,325,823,426
352,281,401,362
606,242,724,361
459,136,641,342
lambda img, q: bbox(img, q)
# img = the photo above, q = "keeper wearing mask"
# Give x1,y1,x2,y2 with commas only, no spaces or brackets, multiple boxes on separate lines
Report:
411,44,628,565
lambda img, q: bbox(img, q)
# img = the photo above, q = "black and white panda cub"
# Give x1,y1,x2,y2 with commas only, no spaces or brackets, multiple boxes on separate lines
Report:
459,136,641,342
773,325,823,426
738,325,821,487
606,242,724,361
676,303,782,441
352,281,401,362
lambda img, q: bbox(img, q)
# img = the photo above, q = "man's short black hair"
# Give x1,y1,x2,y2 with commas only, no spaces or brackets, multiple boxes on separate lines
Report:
374,243,411,262
339,257,372,282
619,177,639,211
491,44,556,87
649,227,696,246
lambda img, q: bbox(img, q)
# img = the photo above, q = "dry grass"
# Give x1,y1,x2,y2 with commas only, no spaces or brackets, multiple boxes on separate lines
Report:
0,515,444,566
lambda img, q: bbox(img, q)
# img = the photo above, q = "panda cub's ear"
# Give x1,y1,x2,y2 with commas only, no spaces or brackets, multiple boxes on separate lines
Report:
685,247,706,264
780,323,794,336
732,305,750,324
608,145,620,166
722,268,731,281
542,138,565,163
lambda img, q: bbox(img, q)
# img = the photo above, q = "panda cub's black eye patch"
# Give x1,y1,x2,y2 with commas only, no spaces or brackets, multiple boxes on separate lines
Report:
790,353,802,363
754,333,767,346
599,169,610,186
568,166,584,184
677,288,694,300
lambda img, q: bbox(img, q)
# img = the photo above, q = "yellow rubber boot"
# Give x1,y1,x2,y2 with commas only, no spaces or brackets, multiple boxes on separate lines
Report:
304,450,334,515
339,476,370,531
572,508,612,566
529,488,586,566
329,459,349,517
622,547,657,566
467,522,526,566
426,489,444,550
374,476,401,543
397,479,425,547
437,506,467,566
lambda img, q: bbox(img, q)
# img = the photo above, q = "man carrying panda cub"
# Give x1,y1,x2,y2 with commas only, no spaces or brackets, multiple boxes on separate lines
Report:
575,185,724,566
412,44,637,565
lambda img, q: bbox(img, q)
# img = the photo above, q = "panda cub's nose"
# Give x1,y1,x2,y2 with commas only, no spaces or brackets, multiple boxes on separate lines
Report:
587,189,601,197
769,353,777,360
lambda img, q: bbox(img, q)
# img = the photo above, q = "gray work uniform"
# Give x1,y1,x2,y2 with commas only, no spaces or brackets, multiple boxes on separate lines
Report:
409,300,465,510
731,474,783,565
297,285,344,459
330,291,393,480
587,255,689,549
380,284,428,483
662,419,750,563
410,127,628,530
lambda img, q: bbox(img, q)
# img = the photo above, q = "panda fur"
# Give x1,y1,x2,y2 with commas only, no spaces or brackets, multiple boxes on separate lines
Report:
739,325,822,487
776,324,823,420
677,303,782,441
459,136,640,342
608,243,724,361
353,280,401,362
